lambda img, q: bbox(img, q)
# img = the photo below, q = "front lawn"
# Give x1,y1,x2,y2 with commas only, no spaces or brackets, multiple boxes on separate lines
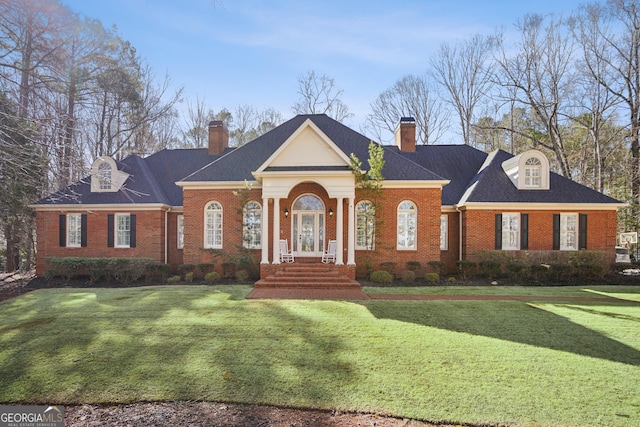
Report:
1,285,639,427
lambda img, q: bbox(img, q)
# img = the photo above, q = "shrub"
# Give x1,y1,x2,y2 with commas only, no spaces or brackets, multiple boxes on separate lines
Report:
370,270,393,284
406,261,421,272
221,262,236,279
506,261,526,282
427,260,446,276
530,264,549,282
45,257,155,284
550,263,573,282
379,262,397,276
177,264,195,278
167,275,181,284
235,269,250,282
205,271,220,284
456,260,477,280
400,270,415,284
196,263,215,279
424,273,440,283
145,263,171,282
575,264,603,281
478,260,501,279
184,272,194,282
447,276,456,283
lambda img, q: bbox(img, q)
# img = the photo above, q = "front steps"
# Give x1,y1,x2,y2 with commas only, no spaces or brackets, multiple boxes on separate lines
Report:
247,263,369,300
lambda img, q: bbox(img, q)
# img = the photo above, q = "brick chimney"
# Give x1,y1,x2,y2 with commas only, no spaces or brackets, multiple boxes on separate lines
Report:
208,120,229,155
394,117,416,152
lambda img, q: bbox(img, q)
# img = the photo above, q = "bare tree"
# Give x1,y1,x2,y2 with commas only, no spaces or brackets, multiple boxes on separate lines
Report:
430,34,497,145
292,70,352,122
365,74,449,145
231,105,283,146
494,14,576,177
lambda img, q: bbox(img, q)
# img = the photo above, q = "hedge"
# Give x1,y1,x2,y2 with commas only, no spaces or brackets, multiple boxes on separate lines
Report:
45,257,157,284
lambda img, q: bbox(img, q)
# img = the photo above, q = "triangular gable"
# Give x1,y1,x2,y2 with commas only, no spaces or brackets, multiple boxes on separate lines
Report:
255,118,351,173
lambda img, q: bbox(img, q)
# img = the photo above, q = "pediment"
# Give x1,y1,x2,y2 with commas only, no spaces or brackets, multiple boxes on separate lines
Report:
256,119,351,172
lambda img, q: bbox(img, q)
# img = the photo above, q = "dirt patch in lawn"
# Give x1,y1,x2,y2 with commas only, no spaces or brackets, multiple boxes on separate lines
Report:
65,402,452,427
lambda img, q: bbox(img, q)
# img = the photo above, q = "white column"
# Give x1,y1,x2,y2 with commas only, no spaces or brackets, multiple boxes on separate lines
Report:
261,197,269,264
347,196,356,265
335,197,344,265
272,198,281,264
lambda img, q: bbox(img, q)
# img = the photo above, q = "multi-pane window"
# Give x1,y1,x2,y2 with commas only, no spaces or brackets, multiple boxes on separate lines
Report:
560,213,578,250
243,201,261,249
67,214,82,247
115,213,131,248
502,213,520,250
524,157,542,188
205,201,223,249
397,201,417,250
177,215,184,249
440,215,448,250
98,161,112,190
356,200,375,250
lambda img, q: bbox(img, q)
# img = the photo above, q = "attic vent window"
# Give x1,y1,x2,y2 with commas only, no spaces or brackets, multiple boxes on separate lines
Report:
524,157,542,188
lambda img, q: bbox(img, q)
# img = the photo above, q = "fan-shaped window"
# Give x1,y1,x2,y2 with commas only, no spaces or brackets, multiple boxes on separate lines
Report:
524,157,542,188
204,202,223,249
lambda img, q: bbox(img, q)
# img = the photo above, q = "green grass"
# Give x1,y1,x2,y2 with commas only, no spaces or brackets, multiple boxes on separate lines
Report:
1,285,639,427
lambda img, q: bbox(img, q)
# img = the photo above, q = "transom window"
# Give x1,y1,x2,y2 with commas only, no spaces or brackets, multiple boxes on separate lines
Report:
397,201,417,250
243,201,262,249
204,201,223,249
293,195,324,210
356,200,375,250
524,157,542,188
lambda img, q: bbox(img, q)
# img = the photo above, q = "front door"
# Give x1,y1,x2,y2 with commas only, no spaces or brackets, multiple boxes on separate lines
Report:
292,195,325,257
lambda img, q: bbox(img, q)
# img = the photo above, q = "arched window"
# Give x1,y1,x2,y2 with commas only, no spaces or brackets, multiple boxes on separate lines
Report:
397,201,417,250
356,200,375,250
524,157,542,188
98,161,112,190
204,201,223,248
243,201,262,249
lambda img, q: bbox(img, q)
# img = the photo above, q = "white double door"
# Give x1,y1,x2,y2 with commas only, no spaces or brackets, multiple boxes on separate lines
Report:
292,210,325,257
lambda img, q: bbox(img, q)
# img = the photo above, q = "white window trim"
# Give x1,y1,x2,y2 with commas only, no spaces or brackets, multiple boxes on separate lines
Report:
518,150,549,190
90,156,129,193
356,200,376,250
440,214,448,251
115,213,131,248
560,212,578,251
177,215,184,249
67,213,82,248
243,201,261,250
502,213,520,250
204,201,223,249
397,201,417,251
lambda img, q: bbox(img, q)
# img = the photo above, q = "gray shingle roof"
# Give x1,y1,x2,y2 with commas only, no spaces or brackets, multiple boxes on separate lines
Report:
35,114,621,208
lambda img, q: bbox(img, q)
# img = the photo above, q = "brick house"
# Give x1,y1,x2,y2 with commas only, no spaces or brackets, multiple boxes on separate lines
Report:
32,114,624,280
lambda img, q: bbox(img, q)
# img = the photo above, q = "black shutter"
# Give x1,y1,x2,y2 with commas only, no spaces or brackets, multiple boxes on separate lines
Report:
130,214,136,248
107,214,114,247
81,214,88,247
579,214,587,249
521,213,529,250
495,214,502,250
552,214,560,250
59,214,66,247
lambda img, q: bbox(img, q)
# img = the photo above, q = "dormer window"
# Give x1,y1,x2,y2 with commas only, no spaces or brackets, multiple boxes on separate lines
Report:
502,149,550,190
90,156,129,193
524,157,542,188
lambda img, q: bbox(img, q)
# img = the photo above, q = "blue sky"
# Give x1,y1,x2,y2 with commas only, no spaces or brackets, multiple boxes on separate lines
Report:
62,0,586,140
